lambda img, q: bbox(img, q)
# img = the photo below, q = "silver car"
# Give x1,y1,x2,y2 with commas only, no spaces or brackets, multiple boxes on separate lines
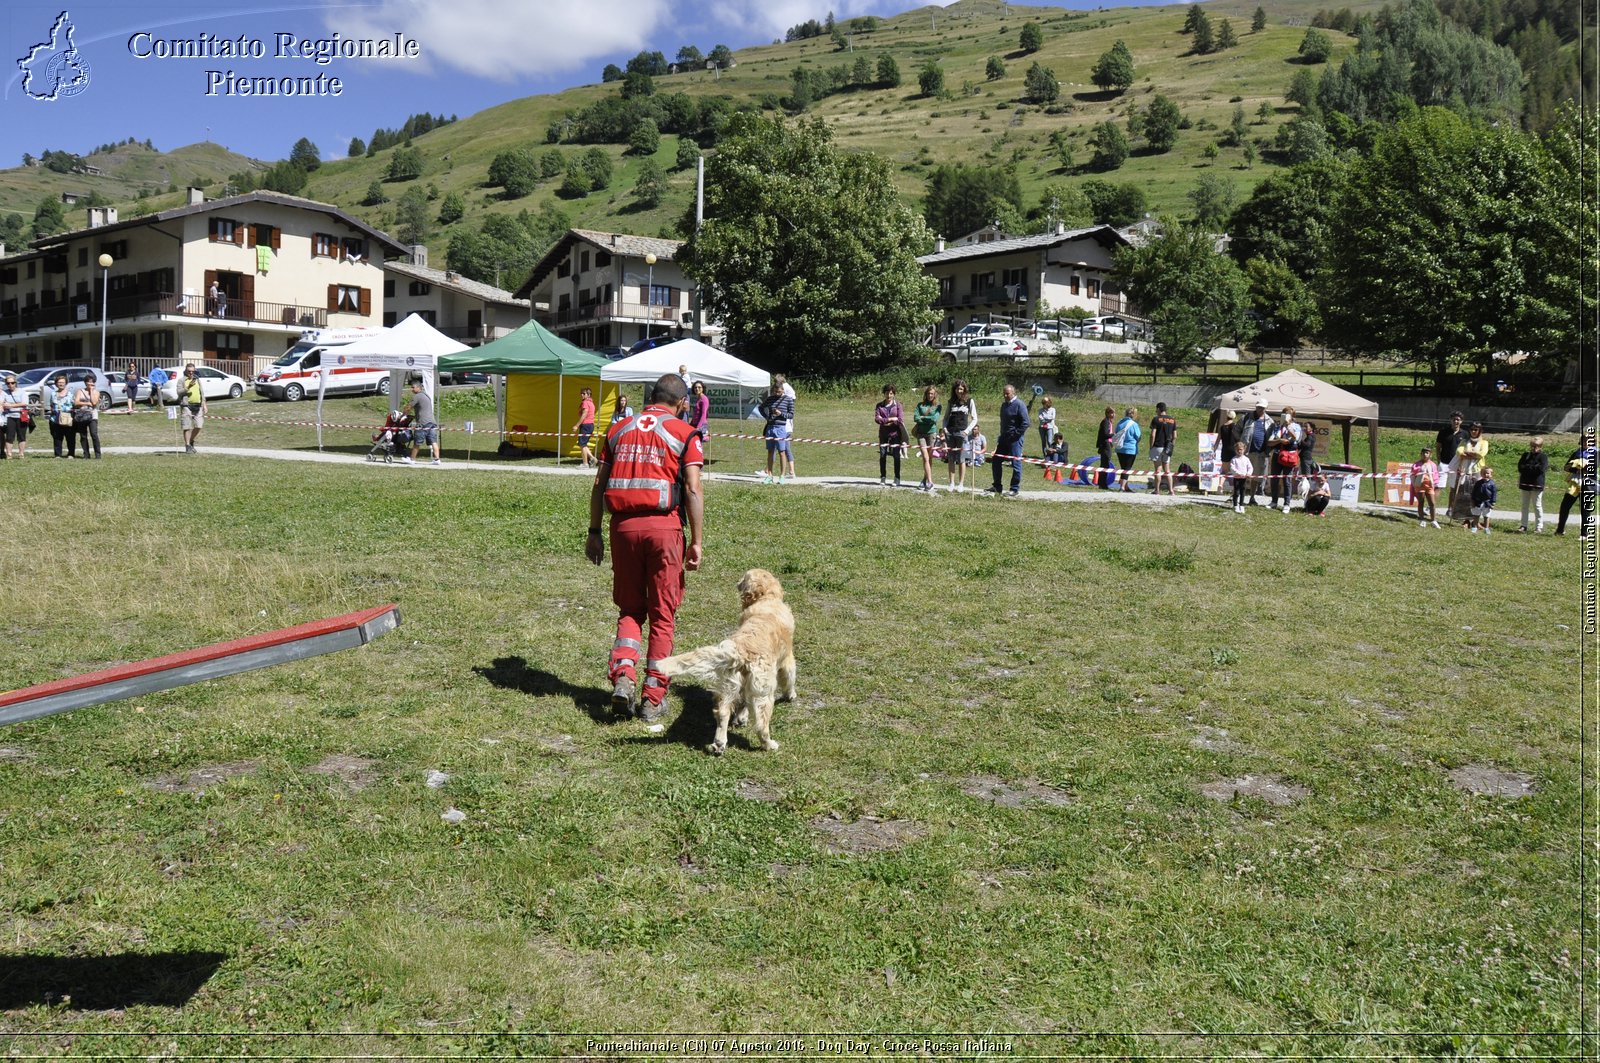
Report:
14,366,114,408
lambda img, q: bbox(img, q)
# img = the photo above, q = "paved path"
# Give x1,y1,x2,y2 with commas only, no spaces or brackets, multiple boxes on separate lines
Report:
76,444,1506,524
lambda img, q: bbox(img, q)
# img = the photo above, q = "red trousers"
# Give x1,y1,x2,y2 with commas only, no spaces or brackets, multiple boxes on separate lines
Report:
607,518,685,704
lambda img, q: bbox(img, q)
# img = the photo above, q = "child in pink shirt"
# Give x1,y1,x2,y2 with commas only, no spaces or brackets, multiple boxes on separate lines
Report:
1411,446,1440,528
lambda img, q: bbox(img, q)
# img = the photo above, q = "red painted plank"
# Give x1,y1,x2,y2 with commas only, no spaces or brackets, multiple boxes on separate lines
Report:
0,605,399,709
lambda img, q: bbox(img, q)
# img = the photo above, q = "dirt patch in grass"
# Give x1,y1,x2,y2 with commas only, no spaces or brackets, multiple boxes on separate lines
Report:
959,774,1073,808
304,754,378,790
0,746,32,763
811,813,927,854
1448,764,1536,798
736,779,781,802
538,735,580,755
1199,774,1309,807
146,759,261,793
1190,725,1245,753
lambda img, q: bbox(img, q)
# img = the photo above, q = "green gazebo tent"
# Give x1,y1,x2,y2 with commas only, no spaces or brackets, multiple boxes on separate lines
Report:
439,320,616,459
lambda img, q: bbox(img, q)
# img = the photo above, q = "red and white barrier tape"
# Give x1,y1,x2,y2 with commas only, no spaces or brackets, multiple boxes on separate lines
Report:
187,414,1399,481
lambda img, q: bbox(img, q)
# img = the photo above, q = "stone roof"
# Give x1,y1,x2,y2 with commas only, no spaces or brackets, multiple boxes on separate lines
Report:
384,259,528,308
515,228,685,298
31,189,410,256
916,225,1126,266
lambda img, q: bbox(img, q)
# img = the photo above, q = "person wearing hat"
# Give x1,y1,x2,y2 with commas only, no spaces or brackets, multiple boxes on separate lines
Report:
1238,401,1276,505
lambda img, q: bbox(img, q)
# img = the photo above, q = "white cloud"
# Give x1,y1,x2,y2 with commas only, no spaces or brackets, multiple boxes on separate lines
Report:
705,0,957,40
327,0,672,80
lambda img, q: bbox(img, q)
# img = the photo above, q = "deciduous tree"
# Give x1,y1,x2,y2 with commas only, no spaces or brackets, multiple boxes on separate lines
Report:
1019,22,1043,53
1114,219,1254,368
1024,62,1059,103
1091,40,1136,93
679,114,938,373
1089,121,1129,171
394,186,430,245
1323,108,1556,380
1143,94,1183,152
633,160,666,209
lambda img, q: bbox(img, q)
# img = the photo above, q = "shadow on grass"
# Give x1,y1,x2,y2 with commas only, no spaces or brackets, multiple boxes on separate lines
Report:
618,684,719,751
0,952,226,1009
474,656,610,724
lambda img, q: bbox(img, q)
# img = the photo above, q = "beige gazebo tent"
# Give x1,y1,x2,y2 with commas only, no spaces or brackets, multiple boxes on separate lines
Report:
1211,369,1381,501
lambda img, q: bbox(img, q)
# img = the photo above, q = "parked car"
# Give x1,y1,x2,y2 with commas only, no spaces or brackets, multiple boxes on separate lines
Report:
440,370,489,386
14,366,114,408
947,337,1029,363
158,365,249,403
1079,315,1139,337
103,371,157,405
590,346,632,361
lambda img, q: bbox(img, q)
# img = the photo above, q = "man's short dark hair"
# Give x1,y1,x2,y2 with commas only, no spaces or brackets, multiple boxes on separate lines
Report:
650,373,687,406
1156,402,1167,412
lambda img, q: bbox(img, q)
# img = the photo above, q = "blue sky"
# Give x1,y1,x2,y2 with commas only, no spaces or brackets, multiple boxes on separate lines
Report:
2,1,1162,165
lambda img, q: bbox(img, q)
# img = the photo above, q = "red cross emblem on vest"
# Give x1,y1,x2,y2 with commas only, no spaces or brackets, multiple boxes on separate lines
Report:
636,414,659,433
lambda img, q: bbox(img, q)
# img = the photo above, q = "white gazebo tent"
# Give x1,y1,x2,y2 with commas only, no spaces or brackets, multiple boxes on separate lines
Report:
1212,369,1382,501
601,338,771,421
314,313,470,450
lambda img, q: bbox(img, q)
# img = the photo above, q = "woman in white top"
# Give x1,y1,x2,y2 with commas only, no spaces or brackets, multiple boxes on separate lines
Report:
0,374,26,459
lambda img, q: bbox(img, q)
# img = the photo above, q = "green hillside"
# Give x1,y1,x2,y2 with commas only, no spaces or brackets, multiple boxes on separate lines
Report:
0,142,264,226
0,0,1395,256
300,2,1373,259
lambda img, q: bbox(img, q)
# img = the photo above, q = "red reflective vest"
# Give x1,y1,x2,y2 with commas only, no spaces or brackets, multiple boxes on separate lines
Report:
600,404,705,519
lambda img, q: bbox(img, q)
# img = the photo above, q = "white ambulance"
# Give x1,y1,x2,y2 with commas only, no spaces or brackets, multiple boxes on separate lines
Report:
254,327,391,401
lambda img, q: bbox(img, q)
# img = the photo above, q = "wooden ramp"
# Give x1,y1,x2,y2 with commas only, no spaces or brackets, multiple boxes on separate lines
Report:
0,605,401,727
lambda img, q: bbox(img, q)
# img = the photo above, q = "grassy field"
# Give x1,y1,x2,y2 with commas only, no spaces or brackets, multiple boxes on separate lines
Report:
0,384,1590,1057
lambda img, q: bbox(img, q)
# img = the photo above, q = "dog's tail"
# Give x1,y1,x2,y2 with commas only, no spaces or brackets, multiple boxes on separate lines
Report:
656,640,743,681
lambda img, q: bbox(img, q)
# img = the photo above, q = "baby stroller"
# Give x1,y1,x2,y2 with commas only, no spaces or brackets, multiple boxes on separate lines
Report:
367,411,413,463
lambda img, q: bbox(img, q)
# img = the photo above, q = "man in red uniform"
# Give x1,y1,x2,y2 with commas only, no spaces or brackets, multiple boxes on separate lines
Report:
585,373,705,720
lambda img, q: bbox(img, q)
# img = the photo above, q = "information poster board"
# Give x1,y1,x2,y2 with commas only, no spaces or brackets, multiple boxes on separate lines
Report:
1384,461,1414,506
1197,432,1222,494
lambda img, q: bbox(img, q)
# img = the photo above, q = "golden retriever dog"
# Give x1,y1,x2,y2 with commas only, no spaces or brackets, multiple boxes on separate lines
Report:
656,568,796,755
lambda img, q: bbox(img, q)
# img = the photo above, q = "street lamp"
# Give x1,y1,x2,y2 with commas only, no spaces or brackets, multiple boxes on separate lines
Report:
97,253,113,372
644,253,657,343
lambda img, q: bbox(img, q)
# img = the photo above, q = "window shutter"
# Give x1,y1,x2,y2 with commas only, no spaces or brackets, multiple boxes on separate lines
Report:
208,218,219,242
205,269,217,299
232,222,245,247
270,227,281,251
203,331,217,359
245,225,256,248
241,333,254,356
640,284,649,304
327,284,339,312
358,288,371,317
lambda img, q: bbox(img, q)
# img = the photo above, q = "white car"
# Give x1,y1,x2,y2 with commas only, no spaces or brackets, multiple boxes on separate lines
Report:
159,365,249,403
1079,315,1130,336
948,337,1028,363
